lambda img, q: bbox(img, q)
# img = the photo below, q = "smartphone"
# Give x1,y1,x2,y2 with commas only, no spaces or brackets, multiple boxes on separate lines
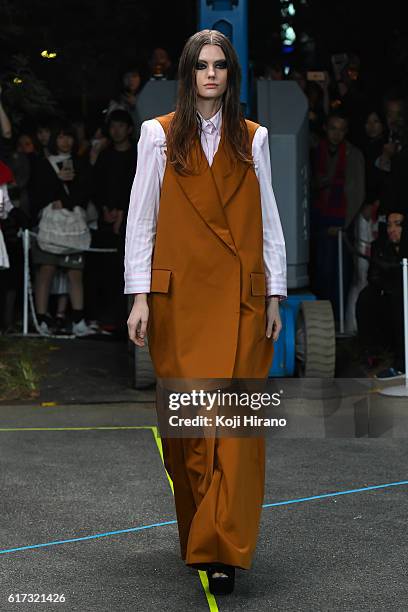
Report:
62,158,74,172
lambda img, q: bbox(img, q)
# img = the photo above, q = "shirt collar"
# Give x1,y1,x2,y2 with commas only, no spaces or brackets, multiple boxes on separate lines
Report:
197,105,222,136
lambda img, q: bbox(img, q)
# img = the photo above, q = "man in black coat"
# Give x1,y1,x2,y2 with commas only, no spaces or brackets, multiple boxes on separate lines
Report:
356,211,405,378
85,110,137,332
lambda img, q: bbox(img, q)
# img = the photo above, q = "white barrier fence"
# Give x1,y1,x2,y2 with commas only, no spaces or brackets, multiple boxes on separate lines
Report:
21,228,118,337
20,227,408,387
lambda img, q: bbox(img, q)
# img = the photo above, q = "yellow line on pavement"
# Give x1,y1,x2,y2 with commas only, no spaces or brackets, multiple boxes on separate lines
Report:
150,426,174,494
0,426,153,431
150,426,219,612
0,423,219,610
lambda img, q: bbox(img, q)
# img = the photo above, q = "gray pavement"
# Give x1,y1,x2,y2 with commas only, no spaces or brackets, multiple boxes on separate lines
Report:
0,400,407,611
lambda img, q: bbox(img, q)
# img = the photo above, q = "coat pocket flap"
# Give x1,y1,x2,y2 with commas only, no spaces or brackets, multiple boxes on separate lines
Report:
150,269,172,293
250,272,266,296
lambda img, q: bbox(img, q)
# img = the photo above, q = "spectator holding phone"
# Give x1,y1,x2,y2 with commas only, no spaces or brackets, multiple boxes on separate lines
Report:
29,122,94,336
88,125,109,166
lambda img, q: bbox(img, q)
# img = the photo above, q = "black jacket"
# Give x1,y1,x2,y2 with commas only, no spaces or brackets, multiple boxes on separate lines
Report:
92,146,137,213
29,155,92,222
367,238,403,297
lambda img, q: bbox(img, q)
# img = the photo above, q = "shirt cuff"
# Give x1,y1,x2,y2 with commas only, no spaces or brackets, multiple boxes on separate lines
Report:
124,280,151,294
268,294,287,302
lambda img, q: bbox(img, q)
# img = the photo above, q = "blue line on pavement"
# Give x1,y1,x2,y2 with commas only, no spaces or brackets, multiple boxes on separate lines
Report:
0,520,177,555
262,480,408,508
1,480,407,556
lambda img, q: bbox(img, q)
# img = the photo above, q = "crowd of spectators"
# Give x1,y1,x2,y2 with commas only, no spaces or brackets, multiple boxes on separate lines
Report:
285,55,408,379
0,47,175,340
0,49,407,378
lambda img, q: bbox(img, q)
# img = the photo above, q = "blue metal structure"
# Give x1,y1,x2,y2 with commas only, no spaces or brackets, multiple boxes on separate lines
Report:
268,293,316,377
131,3,335,387
198,1,322,378
198,0,249,111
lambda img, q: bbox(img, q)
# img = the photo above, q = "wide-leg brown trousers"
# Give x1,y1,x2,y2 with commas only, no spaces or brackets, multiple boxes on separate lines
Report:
160,433,265,570
154,303,273,570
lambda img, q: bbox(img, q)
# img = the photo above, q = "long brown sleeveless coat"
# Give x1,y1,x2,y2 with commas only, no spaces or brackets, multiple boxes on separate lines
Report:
147,112,274,379
147,111,274,569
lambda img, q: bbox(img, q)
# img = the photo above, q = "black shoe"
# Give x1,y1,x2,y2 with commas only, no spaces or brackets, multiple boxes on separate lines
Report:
37,314,55,336
375,367,405,380
206,563,235,595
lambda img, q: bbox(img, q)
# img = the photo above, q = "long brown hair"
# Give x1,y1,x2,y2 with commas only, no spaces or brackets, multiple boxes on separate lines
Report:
166,29,252,175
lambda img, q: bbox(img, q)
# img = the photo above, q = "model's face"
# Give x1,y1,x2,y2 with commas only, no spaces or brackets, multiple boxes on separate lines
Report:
195,44,228,102
57,133,74,154
387,213,404,243
365,113,383,139
326,118,347,146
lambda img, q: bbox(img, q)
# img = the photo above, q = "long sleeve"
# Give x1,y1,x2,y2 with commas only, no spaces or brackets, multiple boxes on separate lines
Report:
124,120,164,294
252,126,287,297
29,156,91,217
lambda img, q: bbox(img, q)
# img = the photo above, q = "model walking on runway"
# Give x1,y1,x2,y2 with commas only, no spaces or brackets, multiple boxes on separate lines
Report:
125,29,287,595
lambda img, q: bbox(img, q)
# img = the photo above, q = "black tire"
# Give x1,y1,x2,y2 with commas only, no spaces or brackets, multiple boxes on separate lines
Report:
295,300,336,378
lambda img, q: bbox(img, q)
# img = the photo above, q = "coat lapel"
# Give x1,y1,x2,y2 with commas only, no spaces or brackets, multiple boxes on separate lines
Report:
210,126,251,210
171,128,238,255
157,113,251,256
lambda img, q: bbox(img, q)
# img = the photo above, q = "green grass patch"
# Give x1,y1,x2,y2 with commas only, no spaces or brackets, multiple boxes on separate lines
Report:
0,338,53,401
